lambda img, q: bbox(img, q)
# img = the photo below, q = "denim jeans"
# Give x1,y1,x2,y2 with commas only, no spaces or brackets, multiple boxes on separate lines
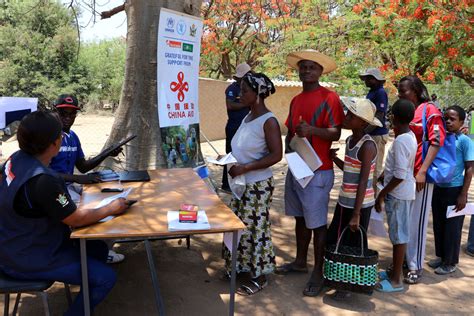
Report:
2,241,116,316
468,216,474,253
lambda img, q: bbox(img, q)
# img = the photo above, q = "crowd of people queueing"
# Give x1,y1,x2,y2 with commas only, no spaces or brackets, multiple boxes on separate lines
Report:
0,48,472,315
221,50,473,298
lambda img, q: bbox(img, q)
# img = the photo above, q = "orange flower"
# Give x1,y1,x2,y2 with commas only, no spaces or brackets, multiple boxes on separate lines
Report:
447,47,459,59
353,4,363,14
413,6,424,19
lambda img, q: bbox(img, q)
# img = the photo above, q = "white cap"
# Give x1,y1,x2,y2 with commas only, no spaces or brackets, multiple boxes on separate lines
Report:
359,68,386,81
234,63,251,78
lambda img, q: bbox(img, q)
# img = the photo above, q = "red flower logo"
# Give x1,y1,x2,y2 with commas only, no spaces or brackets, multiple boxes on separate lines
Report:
170,72,189,102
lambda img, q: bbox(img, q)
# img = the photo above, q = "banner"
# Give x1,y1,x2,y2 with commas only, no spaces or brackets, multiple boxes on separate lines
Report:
157,8,204,168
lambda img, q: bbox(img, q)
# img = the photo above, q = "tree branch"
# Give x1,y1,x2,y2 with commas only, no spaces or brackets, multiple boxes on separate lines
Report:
101,4,125,20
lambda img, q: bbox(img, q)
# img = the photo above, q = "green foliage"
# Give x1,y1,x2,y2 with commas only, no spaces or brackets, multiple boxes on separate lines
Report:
0,0,90,108
78,39,126,108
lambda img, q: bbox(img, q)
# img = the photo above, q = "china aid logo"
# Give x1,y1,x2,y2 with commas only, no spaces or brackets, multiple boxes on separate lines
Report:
170,71,189,102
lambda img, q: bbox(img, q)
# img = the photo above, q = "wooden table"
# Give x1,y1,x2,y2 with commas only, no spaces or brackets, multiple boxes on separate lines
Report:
71,169,245,316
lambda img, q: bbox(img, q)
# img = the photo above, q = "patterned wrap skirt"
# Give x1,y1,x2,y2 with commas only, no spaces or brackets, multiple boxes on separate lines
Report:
224,177,276,278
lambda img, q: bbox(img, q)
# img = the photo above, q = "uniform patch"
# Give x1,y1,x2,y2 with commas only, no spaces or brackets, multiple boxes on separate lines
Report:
56,193,69,208
434,124,439,131
5,159,15,186
380,103,385,108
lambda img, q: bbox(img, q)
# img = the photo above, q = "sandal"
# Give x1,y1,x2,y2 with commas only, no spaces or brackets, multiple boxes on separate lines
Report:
329,290,352,301
404,270,421,284
375,279,404,293
237,279,268,296
378,270,390,281
302,281,324,297
275,262,308,275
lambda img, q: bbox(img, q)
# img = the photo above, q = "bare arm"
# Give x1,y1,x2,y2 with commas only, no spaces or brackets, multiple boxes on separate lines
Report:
75,147,122,174
62,198,129,228
295,118,342,141
228,118,282,177
349,141,377,231
374,177,403,212
415,145,440,191
330,148,344,170
455,161,473,211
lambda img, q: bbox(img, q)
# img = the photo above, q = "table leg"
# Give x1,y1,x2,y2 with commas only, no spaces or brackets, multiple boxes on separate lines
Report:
229,230,238,316
80,238,91,316
144,239,165,316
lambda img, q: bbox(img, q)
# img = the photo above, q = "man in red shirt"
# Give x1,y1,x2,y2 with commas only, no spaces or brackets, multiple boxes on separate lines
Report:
276,50,345,297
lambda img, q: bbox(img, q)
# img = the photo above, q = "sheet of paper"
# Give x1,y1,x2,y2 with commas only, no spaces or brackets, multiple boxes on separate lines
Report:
368,208,387,238
96,188,133,222
289,137,322,171
167,210,211,231
206,153,237,165
223,230,244,252
446,203,474,218
285,152,314,188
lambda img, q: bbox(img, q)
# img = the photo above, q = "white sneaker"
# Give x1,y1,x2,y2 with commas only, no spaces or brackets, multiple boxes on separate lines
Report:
107,250,125,264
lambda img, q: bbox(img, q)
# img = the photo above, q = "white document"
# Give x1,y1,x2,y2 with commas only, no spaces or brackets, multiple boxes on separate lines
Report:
285,152,314,188
368,208,388,238
223,230,244,252
289,137,322,171
167,210,211,231
96,188,133,222
446,203,474,218
206,153,237,165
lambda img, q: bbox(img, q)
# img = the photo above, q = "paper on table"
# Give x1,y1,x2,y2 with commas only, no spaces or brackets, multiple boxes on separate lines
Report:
289,136,322,171
206,153,237,165
96,188,133,222
223,230,244,252
285,152,313,188
446,203,474,218
368,208,387,237
167,210,211,231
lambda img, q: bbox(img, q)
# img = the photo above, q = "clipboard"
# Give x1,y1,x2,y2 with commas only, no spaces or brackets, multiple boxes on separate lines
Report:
101,135,136,157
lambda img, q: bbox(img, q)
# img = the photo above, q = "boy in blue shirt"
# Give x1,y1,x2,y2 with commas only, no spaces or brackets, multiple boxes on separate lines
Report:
430,105,474,274
50,94,125,264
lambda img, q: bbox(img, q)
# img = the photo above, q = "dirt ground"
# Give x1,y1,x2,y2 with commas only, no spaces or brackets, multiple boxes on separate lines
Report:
1,114,474,315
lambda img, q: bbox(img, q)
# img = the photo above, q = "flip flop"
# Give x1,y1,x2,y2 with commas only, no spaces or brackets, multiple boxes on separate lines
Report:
275,262,308,275
378,270,389,281
237,279,268,296
302,281,324,297
375,279,404,293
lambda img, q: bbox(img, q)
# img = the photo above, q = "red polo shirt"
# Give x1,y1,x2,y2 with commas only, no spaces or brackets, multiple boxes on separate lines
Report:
285,86,345,170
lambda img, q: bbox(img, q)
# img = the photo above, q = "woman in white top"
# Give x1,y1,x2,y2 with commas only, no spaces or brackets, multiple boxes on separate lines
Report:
223,72,282,295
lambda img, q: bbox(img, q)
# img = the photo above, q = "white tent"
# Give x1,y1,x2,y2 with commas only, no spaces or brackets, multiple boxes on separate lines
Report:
0,97,38,129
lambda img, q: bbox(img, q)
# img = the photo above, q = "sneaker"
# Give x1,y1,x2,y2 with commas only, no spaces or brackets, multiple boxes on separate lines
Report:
428,257,443,269
466,248,474,257
434,264,456,275
107,250,125,264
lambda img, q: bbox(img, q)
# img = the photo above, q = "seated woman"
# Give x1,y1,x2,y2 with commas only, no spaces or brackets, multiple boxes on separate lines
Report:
223,72,282,295
0,111,131,316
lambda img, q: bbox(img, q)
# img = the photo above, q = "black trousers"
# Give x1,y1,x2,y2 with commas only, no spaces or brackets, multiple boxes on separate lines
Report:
222,125,238,189
432,186,465,265
327,203,372,248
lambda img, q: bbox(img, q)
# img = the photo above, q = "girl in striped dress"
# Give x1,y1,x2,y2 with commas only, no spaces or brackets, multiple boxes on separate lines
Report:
327,97,381,300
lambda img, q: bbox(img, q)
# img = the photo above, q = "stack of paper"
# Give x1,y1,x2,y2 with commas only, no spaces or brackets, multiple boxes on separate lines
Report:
96,188,133,222
206,153,237,165
446,203,474,218
168,210,211,231
285,137,322,188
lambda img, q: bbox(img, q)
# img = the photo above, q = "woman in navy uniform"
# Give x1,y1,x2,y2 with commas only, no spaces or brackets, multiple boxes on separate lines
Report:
0,111,131,315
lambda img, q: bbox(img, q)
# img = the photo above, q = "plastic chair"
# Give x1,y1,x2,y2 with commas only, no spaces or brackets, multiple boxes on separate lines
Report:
0,271,72,316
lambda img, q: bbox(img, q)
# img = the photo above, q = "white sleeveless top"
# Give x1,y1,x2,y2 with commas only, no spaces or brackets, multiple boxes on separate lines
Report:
231,112,277,184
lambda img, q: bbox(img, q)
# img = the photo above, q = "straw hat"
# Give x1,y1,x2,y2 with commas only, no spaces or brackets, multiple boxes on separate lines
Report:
340,97,382,127
359,68,386,81
286,49,337,74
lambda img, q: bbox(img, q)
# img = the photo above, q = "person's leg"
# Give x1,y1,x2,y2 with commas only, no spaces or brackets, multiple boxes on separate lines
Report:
431,186,446,261
441,187,464,266
390,244,406,286
294,216,312,268
3,252,116,315
467,215,474,255
405,183,433,283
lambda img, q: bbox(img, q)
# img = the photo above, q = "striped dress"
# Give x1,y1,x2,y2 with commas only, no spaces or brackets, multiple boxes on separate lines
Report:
338,134,376,209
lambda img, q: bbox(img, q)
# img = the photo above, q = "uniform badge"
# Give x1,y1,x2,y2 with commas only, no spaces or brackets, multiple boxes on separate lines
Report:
56,193,69,208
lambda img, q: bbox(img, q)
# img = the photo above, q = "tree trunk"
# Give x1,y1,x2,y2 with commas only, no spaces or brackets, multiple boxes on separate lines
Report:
104,0,202,170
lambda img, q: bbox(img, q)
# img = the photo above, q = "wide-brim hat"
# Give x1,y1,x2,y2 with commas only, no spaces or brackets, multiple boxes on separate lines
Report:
359,68,386,81
286,49,337,74
54,94,80,110
234,63,251,78
340,97,382,127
